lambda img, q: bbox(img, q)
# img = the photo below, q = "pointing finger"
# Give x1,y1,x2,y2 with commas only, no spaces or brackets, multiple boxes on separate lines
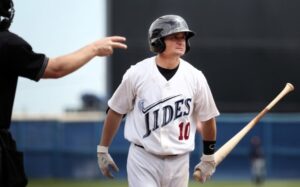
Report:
111,42,127,49
109,36,127,49
109,36,126,42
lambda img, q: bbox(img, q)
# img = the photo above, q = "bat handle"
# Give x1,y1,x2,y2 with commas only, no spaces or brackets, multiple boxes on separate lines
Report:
193,169,202,182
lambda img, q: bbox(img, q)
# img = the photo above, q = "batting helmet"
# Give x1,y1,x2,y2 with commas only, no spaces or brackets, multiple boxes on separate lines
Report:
0,0,15,30
148,15,195,53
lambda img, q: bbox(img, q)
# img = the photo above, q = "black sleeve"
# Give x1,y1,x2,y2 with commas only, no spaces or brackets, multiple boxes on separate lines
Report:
6,33,48,81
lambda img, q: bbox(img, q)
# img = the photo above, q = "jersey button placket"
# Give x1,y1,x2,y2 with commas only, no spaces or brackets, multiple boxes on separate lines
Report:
160,84,171,150
160,86,167,150
165,82,171,90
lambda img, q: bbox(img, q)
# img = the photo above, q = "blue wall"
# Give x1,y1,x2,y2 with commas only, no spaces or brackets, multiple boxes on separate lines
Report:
10,113,300,180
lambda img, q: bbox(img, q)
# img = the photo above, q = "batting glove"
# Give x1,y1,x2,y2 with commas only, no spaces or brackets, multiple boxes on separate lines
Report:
194,154,216,183
97,145,119,179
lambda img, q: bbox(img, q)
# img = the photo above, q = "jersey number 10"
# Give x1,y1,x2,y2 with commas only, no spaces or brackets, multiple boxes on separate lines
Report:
178,122,190,140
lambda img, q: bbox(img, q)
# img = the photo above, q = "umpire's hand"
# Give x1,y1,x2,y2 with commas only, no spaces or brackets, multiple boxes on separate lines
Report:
93,36,127,56
97,145,119,179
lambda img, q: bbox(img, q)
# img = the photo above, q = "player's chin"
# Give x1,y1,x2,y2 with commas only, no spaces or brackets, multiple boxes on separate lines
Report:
175,49,185,56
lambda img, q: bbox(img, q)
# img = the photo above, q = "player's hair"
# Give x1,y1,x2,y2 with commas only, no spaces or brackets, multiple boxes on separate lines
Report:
0,0,15,30
148,15,195,54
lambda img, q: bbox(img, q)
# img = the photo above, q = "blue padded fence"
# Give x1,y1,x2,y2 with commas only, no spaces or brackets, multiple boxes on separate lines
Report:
10,113,300,180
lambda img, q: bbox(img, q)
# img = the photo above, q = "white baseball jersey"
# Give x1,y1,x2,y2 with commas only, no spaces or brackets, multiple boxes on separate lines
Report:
108,56,219,155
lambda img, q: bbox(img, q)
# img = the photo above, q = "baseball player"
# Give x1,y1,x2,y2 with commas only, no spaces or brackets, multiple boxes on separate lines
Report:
97,15,219,187
0,0,127,186
250,136,266,186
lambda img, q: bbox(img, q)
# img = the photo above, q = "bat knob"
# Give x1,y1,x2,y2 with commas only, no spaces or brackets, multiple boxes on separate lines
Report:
193,169,202,182
286,83,294,91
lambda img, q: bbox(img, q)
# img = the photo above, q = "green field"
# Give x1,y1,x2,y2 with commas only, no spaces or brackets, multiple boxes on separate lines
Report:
27,179,300,187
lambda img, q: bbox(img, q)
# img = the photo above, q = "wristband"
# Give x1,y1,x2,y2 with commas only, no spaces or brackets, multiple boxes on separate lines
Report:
203,140,216,155
97,145,108,153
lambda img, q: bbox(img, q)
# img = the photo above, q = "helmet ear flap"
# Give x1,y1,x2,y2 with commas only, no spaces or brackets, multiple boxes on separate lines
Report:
151,38,165,53
186,39,191,53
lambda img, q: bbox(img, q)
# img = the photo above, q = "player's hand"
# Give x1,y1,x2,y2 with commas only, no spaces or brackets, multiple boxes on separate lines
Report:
97,145,119,179
194,154,216,183
93,36,127,56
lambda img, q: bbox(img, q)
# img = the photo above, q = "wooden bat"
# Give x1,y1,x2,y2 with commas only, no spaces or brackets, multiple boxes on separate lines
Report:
193,83,294,182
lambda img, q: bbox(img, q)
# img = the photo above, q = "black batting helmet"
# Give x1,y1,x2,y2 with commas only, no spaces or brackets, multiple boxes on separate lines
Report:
148,15,195,54
0,0,15,30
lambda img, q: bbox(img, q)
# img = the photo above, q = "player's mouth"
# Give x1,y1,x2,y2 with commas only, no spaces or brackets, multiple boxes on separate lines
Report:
176,48,185,52
175,46,184,50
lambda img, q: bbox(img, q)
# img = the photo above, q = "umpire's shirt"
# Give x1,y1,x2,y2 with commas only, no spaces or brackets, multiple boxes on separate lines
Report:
0,30,48,129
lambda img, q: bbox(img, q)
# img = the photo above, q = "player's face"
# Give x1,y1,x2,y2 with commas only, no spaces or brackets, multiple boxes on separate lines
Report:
163,32,186,57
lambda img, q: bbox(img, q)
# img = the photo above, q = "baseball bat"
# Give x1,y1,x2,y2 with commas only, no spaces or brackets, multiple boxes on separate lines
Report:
193,83,294,182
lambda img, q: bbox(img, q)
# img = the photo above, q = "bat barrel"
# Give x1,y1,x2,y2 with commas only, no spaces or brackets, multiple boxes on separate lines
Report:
193,83,294,182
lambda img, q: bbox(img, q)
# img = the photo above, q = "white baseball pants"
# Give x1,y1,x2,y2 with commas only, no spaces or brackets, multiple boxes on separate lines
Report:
127,143,190,187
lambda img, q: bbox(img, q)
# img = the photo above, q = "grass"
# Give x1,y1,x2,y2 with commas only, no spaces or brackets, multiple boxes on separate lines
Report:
27,179,300,187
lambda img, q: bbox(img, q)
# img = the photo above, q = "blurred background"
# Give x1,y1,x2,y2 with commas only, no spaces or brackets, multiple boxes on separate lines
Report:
10,0,300,186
